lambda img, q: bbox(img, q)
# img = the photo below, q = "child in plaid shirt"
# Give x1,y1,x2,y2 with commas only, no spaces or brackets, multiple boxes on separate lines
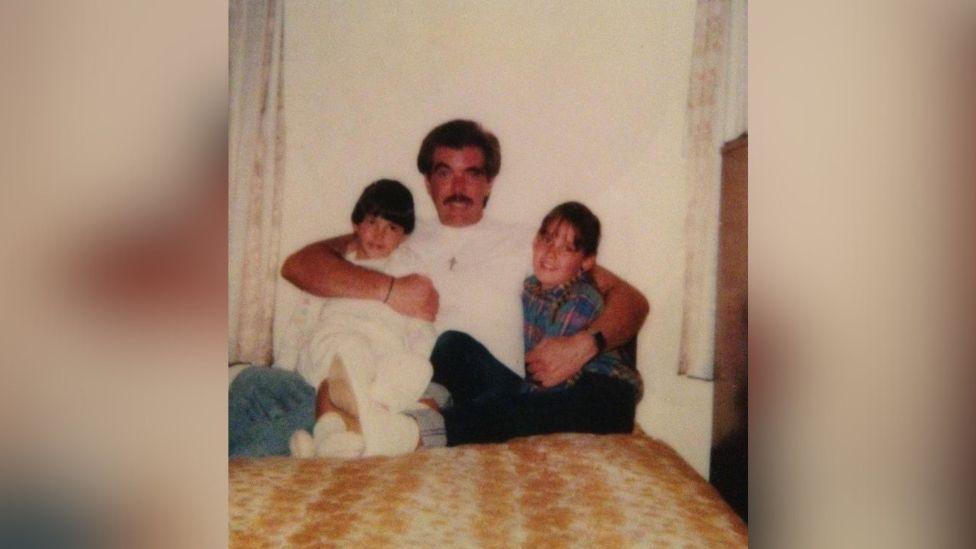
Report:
521,202,643,394
405,201,643,447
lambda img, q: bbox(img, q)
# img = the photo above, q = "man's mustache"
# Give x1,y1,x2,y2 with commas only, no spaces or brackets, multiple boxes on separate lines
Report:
443,194,473,206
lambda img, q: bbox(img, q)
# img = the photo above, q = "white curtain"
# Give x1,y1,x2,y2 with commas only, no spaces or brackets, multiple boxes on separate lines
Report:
228,0,286,365
678,0,747,379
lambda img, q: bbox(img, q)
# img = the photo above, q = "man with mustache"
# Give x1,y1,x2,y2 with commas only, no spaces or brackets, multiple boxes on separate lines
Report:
230,119,649,455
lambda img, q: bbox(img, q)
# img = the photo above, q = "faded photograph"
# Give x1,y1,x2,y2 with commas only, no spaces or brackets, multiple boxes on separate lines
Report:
228,1,748,546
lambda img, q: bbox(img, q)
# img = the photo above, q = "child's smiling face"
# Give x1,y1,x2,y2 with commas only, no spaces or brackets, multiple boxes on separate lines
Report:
532,219,595,289
353,215,406,259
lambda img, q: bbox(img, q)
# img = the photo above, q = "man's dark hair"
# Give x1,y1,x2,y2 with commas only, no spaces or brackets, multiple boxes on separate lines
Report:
416,119,501,180
351,179,415,234
538,201,601,257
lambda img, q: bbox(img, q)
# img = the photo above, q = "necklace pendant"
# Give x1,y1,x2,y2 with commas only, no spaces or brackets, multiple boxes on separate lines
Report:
449,256,457,271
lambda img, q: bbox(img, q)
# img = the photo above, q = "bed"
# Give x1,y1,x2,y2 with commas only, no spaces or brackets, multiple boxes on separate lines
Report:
229,430,747,547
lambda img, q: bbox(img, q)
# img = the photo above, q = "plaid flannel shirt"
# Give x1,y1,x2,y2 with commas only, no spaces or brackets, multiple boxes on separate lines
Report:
521,273,642,396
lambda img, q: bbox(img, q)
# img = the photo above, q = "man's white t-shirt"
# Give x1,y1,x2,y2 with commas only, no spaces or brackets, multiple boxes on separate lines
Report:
401,217,533,376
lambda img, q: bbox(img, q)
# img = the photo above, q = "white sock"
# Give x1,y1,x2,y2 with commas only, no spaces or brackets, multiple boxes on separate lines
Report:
329,352,420,457
368,354,431,412
312,412,347,438
289,430,315,458
317,431,365,459
359,404,421,457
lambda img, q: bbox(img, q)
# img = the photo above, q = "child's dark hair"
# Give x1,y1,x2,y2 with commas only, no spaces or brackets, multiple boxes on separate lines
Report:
351,179,415,234
538,201,601,257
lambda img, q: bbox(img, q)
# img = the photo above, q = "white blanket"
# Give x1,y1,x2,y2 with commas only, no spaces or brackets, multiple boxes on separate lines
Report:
277,294,435,413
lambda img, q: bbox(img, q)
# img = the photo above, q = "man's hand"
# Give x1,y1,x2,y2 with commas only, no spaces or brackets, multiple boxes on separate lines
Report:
386,274,439,322
525,332,598,388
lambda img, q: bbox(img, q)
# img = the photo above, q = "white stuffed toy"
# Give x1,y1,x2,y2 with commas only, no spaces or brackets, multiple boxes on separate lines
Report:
289,355,427,458
280,293,435,459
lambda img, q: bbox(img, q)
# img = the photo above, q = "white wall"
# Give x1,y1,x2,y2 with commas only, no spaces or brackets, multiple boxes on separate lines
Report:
279,0,714,475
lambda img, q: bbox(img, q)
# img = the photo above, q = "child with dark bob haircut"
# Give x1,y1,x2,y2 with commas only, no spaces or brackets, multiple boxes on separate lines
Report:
279,178,437,459
346,179,415,260
351,178,415,236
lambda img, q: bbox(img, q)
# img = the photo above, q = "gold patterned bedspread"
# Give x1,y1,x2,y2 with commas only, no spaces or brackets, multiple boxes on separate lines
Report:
230,432,747,548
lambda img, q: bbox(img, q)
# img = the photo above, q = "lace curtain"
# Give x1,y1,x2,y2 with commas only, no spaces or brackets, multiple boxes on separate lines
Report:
228,0,286,365
678,0,747,379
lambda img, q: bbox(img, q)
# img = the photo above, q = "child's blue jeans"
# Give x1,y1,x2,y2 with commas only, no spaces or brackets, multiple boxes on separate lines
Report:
228,366,316,457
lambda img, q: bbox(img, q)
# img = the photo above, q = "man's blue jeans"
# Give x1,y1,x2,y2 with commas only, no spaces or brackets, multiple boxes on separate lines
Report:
228,366,316,457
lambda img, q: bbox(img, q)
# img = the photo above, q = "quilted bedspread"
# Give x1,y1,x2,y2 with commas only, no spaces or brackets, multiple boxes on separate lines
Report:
230,432,747,547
